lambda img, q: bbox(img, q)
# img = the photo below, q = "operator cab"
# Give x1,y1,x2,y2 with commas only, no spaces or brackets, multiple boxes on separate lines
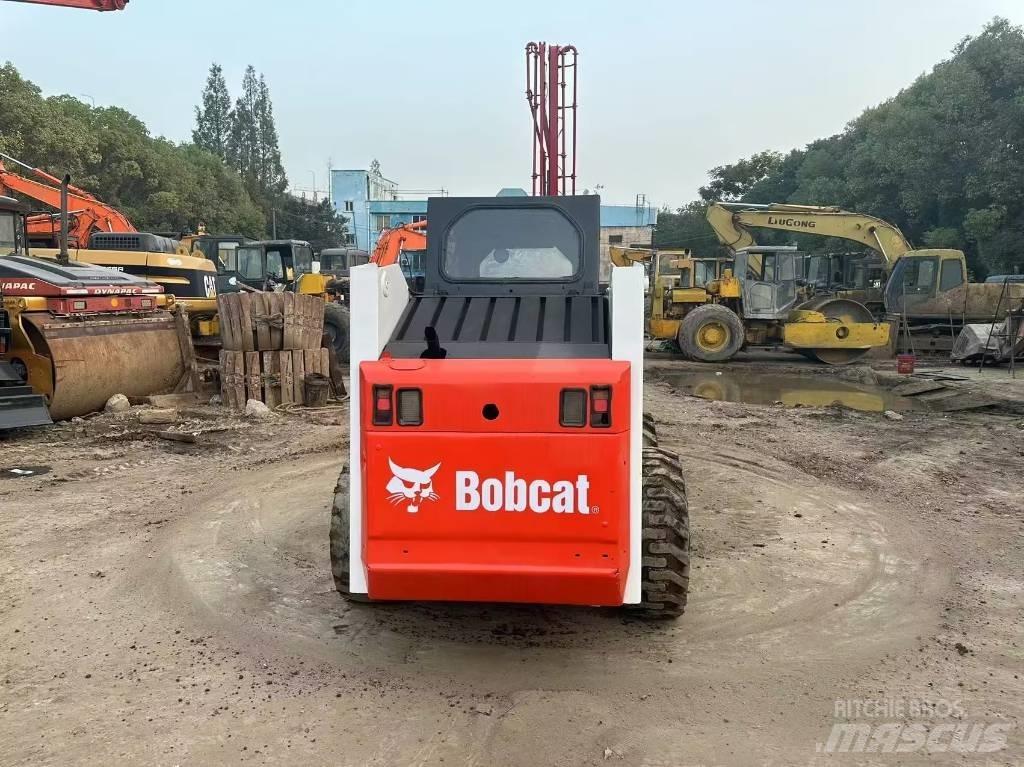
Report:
219,239,313,292
0,195,29,257
385,195,606,359
317,247,370,277
733,245,803,320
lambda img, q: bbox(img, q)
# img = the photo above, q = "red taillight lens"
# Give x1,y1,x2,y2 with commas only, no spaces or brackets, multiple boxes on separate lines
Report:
590,386,611,427
560,389,587,427
396,388,423,426
373,385,393,425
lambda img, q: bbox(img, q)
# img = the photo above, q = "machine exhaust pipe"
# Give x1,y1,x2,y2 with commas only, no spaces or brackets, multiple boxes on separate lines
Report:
58,174,71,266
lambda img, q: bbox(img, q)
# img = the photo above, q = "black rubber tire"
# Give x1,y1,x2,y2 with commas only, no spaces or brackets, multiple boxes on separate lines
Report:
642,411,658,448
627,446,691,619
677,304,744,362
322,302,351,364
329,465,370,602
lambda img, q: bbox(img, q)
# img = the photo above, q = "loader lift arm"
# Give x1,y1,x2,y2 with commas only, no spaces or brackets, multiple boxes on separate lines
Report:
706,201,914,267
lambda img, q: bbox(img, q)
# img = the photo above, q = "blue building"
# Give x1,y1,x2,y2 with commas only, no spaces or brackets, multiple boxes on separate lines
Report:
330,174,656,273
330,166,434,252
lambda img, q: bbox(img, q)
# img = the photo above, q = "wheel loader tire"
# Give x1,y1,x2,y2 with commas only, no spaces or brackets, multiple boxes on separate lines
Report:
323,302,351,365
628,446,690,619
322,302,350,394
642,411,658,448
678,304,744,362
329,464,370,603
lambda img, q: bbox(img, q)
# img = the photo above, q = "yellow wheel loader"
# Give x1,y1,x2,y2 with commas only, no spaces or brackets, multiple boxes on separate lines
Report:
611,245,889,364
0,195,186,420
706,202,1024,354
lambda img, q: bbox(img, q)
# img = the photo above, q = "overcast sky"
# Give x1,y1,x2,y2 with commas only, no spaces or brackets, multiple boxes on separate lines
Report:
3,0,1023,209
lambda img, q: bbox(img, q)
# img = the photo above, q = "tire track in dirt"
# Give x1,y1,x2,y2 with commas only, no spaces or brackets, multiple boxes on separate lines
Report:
140,442,945,693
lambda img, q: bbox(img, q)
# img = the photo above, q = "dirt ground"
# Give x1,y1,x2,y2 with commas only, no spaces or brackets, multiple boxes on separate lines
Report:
1,357,1022,767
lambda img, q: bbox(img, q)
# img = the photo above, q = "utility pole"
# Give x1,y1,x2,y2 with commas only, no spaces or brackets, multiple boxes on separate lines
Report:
272,208,277,239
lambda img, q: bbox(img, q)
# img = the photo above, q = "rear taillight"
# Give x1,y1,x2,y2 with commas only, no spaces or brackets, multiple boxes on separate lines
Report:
373,385,393,425
396,388,423,426
559,389,587,427
590,386,611,427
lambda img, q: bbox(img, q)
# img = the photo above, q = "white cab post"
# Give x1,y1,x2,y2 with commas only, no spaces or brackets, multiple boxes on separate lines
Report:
347,263,410,594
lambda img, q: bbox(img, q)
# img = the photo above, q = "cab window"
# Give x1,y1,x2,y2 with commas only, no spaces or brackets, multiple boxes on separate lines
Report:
940,258,965,292
237,247,264,280
901,257,938,295
265,249,285,280
292,245,313,275
694,261,716,288
443,208,580,280
0,212,17,252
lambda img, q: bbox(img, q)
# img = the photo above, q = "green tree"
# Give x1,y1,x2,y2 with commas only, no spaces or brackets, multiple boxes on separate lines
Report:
698,150,783,203
226,65,259,189
653,201,722,257
0,61,265,236
273,195,349,251
253,74,287,197
192,63,231,160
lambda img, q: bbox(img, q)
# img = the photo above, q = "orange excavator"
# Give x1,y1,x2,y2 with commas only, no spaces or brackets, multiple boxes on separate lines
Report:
370,219,427,291
0,152,136,248
2,0,127,9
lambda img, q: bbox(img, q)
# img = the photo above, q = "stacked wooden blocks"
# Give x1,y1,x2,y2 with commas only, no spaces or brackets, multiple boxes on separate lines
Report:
218,292,330,408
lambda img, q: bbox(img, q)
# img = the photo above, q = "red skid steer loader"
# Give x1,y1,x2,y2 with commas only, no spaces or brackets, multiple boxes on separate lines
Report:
330,195,690,617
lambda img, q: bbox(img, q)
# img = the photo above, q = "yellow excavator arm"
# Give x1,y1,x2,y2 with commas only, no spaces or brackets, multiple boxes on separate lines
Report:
705,202,914,266
608,245,655,267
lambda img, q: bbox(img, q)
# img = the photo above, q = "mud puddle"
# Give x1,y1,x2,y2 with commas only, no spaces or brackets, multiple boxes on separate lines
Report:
657,369,919,412
0,464,51,479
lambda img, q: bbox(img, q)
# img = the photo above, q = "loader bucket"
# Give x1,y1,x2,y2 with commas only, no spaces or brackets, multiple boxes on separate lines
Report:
22,310,184,420
0,362,51,429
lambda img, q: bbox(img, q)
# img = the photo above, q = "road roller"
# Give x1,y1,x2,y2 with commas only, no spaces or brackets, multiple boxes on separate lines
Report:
0,195,186,420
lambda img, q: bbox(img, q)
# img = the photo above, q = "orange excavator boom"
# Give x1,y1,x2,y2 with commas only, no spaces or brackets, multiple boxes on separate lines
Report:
3,0,127,9
0,152,135,247
370,219,427,266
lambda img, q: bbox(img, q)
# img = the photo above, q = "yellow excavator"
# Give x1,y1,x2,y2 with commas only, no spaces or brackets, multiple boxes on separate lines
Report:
611,244,889,364
706,202,1024,353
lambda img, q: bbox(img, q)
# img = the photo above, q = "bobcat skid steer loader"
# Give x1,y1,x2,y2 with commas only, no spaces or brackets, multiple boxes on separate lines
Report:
330,195,690,617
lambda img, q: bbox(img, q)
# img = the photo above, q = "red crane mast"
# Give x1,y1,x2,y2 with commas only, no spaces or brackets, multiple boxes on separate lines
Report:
525,42,578,196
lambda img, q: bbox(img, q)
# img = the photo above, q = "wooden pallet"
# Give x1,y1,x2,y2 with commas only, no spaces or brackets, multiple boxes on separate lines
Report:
216,292,326,352
219,348,330,409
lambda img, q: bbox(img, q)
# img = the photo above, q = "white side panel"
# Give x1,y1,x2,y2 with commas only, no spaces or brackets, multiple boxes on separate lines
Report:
348,263,409,594
610,264,645,604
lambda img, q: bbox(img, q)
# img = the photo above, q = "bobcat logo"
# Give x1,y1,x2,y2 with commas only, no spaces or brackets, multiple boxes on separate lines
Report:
386,459,441,513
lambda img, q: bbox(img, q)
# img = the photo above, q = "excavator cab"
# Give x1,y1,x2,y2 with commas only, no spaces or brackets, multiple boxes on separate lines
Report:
885,249,967,317
331,195,691,617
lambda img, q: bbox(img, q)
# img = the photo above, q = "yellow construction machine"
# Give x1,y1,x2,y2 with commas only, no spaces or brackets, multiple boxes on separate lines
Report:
706,202,1024,353
0,195,187,420
611,244,889,364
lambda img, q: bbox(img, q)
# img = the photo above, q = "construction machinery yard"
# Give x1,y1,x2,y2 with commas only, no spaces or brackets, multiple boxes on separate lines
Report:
1,358,1022,764
3,1,1024,765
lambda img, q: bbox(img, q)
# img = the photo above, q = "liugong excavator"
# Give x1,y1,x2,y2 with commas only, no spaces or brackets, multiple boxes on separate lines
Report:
706,202,1024,353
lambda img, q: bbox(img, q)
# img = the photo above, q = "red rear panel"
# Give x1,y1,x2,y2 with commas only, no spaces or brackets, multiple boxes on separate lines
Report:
360,358,631,606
